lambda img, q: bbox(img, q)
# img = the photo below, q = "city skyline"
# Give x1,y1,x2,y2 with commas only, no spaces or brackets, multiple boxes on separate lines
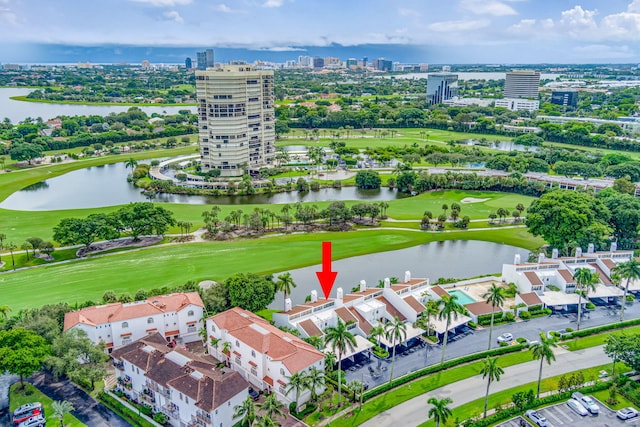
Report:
0,1,640,63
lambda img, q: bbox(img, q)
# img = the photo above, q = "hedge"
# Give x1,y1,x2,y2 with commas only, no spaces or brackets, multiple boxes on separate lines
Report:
362,344,524,401
97,392,158,427
463,382,611,427
561,317,640,340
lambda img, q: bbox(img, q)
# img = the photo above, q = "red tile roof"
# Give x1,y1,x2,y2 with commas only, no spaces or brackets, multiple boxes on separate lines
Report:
375,296,406,321
431,286,448,297
299,319,323,337
465,301,499,316
602,259,616,269
557,269,574,283
524,271,543,286
403,296,425,314
335,307,358,324
589,263,612,285
519,292,542,306
348,307,372,335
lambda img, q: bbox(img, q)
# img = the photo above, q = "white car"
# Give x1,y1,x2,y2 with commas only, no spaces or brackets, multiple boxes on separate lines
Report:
525,409,547,426
617,407,639,420
566,398,588,416
496,333,513,343
17,415,46,427
572,392,599,414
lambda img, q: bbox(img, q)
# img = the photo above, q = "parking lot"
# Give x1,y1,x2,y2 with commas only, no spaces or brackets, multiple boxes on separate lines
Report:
499,398,640,427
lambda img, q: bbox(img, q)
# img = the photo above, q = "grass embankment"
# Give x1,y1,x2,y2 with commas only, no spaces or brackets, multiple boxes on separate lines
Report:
9,95,197,107
10,383,85,427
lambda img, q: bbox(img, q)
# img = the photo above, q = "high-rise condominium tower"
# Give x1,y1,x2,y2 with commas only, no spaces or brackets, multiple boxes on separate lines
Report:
196,65,275,177
426,73,458,105
504,70,540,99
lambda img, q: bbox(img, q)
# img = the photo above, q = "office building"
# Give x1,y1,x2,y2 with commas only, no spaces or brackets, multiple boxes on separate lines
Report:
495,98,540,112
297,55,312,67
184,57,192,69
313,57,325,70
426,73,458,105
551,90,578,108
196,49,214,70
346,58,358,69
196,64,275,177
372,58,392,72
504,70,540,99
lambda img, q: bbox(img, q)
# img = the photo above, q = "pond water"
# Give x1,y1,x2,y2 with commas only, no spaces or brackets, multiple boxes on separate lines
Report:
0,161,406,211
0,88,196,123
269,240,529,308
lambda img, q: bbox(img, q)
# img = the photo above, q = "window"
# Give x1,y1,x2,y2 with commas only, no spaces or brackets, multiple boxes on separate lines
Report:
280,368,285,375
122,322,128,328
147,318,154,324
211,325,216,332
235,340,240,348
251,350,256,357
188,310,194,317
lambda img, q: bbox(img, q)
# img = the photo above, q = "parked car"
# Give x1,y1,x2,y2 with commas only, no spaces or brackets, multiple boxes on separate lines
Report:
566,398,589,416
12,402,43,425
248,387,259,401
496,333,513,343
17,415,45,427
525,409,548,426
572,392,600,414
617,407,639,420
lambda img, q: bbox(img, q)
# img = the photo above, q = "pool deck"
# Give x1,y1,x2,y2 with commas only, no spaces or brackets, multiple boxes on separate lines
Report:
446,279,515,310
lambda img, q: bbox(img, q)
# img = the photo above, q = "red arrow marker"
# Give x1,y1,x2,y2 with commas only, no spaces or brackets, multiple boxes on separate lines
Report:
316,241,338,300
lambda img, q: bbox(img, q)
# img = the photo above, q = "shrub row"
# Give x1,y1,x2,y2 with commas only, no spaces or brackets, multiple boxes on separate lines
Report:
362,344,524,401
97,392,158,427
562,317,640,340
463,382,610,427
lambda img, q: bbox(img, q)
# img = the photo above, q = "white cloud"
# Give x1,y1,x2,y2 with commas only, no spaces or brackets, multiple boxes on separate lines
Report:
212,4,243,13
255,46,307,52
0,5,16,24
162,10,183,23
460,0,517,16
263,0,284,7
428,19,490,32
572,44,635,59
629,0,640,13
131,0,191,7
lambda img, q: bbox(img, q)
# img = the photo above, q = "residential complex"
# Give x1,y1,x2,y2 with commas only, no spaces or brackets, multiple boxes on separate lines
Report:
196,64,276,177
504,70,541,99
206,307,325,407
494,98,540,112
63,292,205,351
112,333,249,427
426,73,458,105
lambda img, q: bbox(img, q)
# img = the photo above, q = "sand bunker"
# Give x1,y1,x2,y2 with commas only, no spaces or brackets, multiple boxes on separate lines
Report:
461,197,490,204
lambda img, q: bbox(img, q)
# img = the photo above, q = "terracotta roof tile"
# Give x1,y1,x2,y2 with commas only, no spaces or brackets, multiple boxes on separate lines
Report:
589,263,612,285
558,269,575,283
431,286,448,297
602,259,616,269
375,296,406,321
465,301,499,316
524,271,543,286
335,307,358,324
347,307,372,335
299,319,323,337
403,296,425,314
519,292,542,306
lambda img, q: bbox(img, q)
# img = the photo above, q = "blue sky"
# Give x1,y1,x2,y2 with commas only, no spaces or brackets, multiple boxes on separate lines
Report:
1,0,639,63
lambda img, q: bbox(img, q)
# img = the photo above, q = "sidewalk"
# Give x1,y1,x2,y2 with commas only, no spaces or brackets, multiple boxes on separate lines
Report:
324,345,610,427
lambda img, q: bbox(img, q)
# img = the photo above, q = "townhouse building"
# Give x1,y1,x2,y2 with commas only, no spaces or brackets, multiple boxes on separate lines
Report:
64,292,205,351
112,333,248,427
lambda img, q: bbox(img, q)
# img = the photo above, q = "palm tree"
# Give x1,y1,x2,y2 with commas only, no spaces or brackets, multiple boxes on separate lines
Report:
324,320,357,407
233,396,256,427
285,371,309,409
482,284,505,350
613,259,640,322
438,295,466,364
258,393,284,421
369,324,386,349
254,416,277,427
124,158,138,169
305,367,325,402
480,356,504,418
51,400,75,427
275,273,297,311
324,352,337,373
0,305,10,320
427,396,453,427
221,341,231,366
573,268,598,331
385,316,407,384
530,333,558,398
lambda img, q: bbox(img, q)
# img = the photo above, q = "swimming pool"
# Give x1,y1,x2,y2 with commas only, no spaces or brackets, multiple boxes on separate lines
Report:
448,289,477,305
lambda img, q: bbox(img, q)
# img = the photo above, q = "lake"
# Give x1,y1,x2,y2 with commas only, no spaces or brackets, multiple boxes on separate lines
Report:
0,88,196,123
269,240,529,308
0,160,406,210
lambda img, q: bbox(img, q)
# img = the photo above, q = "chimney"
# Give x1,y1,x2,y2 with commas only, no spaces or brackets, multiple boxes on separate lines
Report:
384,277,391,288
538,253,545,263
587,243,595,254
336,287,343,303
514,254,521,264
359,280,366,292
404,271,411,282
310,290,318,303
575,247,583,258
285,298,292,312
611,241,617,252
551,248,559,259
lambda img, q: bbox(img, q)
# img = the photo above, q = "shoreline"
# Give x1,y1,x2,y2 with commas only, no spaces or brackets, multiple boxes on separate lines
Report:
9,95,197,107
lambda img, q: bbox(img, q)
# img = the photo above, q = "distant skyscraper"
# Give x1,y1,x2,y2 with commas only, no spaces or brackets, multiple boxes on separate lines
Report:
372,58,392,72
346,58,358,69
298,55,312,67
551,90,578,108
426,73,458,105
313,57,324,70
504,70,540,99
441,65,451,72
205,49,214,68
185,57,192,69
196,64,275,177
196,49,214,70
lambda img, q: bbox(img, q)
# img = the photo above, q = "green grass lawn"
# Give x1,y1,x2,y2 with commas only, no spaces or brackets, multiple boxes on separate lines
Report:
0,229,543,311
10,383,85,427
591,388,636,411
563,324,640,351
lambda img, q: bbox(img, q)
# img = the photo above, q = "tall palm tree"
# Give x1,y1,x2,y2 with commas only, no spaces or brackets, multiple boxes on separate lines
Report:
482,284,505,350
233,396,256,427
530,333,558,398
324,320,357,407
385,316,407,384
275,273,297,311
258,393,284,421
51,400,75,427
423,299,440,337
369,324,386,348
124,158,138,169
285,371,308,409
438,295,466,364
427,396,453,427
305,366,325,402
254,416,277,427
480,356,504,418
324,352,337,373
573,268,599,331
613,259,640,322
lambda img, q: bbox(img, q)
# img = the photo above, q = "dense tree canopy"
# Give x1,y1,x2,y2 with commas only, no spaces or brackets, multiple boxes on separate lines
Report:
53,213,120,247
0,328,51,386
226,273,276,312
117,202,176,240
355,170,382,189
